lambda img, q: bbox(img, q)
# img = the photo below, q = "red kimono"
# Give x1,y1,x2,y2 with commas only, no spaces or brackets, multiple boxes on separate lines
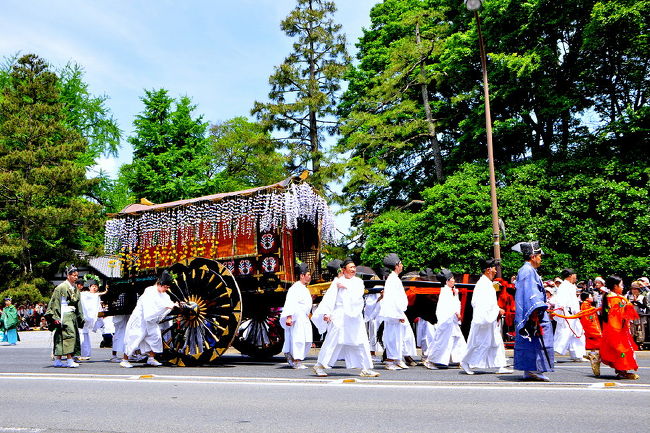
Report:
600,294,639,371
579,300,602,350
497,285,515,327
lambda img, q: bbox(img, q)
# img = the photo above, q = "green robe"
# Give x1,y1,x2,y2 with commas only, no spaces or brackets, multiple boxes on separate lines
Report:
45,281,84,356
1,305,21,342
1,305,19,330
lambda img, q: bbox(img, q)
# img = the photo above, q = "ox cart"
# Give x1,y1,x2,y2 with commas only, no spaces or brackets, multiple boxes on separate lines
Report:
102,173,336,365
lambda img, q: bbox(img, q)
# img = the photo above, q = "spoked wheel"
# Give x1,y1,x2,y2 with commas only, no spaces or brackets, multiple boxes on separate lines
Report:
231,304,284,358
160,257,242,366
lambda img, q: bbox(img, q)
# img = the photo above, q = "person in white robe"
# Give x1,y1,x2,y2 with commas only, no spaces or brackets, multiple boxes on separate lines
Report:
554,268,587,361
79,279,106,360
414,269,437,360
280,263,314,369
378,253,416,370
121,271,177,368
312,258,380,377
364,289,383,361
425,269,467,368
460,258,512,375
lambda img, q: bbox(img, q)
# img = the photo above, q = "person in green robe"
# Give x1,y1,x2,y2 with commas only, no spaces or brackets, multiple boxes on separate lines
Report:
45,266,85,368
1,297,21,345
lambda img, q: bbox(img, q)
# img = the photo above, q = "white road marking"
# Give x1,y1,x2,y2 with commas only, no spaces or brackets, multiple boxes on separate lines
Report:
0,428,45,432
1,372,649,392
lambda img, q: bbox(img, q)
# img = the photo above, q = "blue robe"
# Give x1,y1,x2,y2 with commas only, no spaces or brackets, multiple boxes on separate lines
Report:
514,261,554,372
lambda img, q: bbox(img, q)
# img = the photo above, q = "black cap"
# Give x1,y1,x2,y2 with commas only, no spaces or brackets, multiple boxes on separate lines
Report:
437,268,454,284
480,257,497,271
419,268,434,280
297,262,310,276
341,258,355,268
159,270,174,286
326,259,342,275
383,253,401,269
66,265,78,275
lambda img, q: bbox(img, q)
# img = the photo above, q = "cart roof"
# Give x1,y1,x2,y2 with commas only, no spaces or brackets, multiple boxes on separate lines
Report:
115,176,294,216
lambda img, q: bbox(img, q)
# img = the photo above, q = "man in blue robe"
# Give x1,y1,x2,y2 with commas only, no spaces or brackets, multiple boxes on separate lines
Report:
513,241,554,381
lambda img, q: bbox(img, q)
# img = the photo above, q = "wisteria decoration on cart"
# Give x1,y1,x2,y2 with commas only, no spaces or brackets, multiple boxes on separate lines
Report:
104,179,336,271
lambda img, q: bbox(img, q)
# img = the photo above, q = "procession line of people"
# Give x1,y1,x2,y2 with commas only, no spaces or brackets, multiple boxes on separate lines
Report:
37,247,640,382
282,254,515,378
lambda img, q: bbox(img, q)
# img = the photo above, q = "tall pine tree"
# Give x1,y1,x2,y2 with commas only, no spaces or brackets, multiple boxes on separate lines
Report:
0,54,100,287
123,89,211,204
252,0,350,188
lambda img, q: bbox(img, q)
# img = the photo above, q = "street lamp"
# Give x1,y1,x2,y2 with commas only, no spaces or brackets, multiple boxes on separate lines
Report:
464,0,502,276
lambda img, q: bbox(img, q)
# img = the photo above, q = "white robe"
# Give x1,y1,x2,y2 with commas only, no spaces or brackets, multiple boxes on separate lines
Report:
462,274,507,369
416,318,436,359
312,276,373,370
554,280,586,358
364,292,382,352
280,281,313,360
80,292,103,357
427,284,467,365
80,292,102,332
111,314,129,355
378,271,413,360
378,272,412,360
124,285,174,355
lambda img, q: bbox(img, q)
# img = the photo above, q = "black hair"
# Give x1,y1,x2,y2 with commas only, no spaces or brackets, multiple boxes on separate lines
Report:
605,275,622,291
561,268,576,280
601,275,623,323
579,291,590,302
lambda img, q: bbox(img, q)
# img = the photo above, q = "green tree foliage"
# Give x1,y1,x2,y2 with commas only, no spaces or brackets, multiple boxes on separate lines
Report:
362,159,650,278
0,282,46,306
57,63,121,167
122,89,212,204
91,173,134,214
336,0,454,221
209,116,289,189
2,57,122,168
338,0,649,222
581,0,650,157
0,54,102,289
252,0,350,188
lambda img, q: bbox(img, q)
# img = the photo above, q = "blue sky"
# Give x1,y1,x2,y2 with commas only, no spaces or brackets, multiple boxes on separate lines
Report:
1,0,378,182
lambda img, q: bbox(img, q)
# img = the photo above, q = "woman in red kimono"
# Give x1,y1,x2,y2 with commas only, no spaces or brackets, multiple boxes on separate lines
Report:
579,291,601,372
596,275,639,380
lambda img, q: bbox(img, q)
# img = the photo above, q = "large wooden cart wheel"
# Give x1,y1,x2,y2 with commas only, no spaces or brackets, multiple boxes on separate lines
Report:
160,257,242,366
231,304,284,358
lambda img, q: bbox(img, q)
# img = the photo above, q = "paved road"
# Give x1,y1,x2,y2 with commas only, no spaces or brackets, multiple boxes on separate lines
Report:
1,331,649,433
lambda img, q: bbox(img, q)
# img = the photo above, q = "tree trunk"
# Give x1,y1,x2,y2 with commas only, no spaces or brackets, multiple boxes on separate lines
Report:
416,22,444,183
308,0,320,180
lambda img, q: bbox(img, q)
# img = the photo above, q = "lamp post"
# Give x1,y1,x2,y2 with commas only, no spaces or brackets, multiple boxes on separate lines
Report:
465,0,502,277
